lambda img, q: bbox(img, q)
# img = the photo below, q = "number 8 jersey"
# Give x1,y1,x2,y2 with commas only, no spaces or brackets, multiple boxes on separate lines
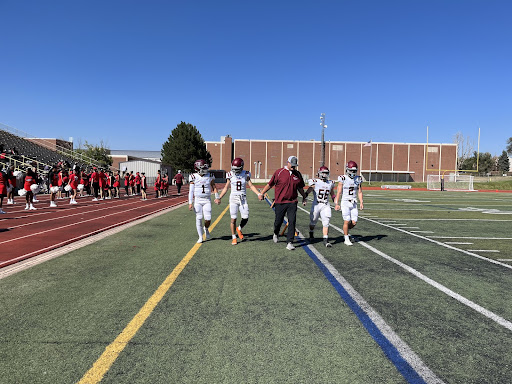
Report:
226,170,251,201
337,175,362,203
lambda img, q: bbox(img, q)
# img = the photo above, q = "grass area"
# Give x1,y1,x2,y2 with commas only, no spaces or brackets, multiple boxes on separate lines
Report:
1,189,511,383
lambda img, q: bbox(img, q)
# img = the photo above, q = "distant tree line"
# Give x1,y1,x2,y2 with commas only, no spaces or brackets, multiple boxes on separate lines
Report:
454,133,511,175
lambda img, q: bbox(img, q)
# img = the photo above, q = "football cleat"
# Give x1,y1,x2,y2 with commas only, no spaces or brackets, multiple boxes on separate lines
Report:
323,239,332,247
273,233,278,243
344,238,353,246
231,238,237,245
204,227,211,240
236,227,244,241
197,237,203,244
309,231,314,240
286,242,295,250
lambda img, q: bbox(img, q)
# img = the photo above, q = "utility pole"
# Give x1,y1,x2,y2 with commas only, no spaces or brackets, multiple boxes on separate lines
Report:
320,113,327,166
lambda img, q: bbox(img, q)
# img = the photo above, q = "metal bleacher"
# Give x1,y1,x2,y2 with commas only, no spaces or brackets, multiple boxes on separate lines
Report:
0,123,100,172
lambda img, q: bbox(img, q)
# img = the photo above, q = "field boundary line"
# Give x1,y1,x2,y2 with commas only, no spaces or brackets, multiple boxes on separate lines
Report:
292,226,444,383
77,204,230,384
298,205,512,332
0,202,187,279
361,217,512,270
351,237,512,333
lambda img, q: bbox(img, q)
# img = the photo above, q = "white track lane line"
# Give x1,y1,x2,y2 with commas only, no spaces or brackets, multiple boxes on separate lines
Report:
0,203,185,278
0,199,175,246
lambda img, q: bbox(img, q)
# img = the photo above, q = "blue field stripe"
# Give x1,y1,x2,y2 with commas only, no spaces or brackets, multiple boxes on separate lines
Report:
264,195,436,383
299,238,428,384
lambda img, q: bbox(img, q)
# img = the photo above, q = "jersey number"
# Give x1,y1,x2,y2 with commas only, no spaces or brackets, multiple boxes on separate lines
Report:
348,187,354,195
201,185,206,194
317,189,328,200
236,181,242,191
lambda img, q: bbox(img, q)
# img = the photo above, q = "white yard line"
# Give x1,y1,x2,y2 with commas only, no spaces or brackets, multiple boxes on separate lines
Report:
467,250,500,253
428,236,512,240
444,242,473,245
321,220,512,333
360,217,512,270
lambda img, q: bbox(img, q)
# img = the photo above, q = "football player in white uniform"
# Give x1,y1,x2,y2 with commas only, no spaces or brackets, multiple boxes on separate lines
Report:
189,159,220,243
215,158,261,245
304,166,336,247
334,161,364,245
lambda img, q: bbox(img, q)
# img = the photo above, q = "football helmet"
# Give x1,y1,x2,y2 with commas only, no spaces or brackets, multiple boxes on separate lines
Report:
346,161,358,178
318,166,330,181
231,158,244,174
194,159,209,175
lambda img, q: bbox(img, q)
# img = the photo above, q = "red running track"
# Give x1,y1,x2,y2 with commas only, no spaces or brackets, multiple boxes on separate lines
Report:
0,186,190,268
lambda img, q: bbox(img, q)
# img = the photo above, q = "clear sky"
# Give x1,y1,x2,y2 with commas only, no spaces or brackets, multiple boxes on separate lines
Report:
1,0,510,155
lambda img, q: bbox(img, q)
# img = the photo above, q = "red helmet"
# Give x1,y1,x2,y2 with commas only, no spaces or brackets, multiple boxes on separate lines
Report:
194,159,209,175
231,157,244,174
346,161,358,178
318,166,329,181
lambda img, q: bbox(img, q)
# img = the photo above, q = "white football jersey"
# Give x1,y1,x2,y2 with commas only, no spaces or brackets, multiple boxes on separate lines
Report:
189,172,214,199
337,175,362,202
226,170,251,197
308,178,335,205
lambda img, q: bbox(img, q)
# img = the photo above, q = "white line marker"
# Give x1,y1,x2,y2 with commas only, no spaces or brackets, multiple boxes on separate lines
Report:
429,236,512,240
498,259,512,262
467,250,500,253
361,218,512,270
444,242,473,245
410,231,434,234
356,240,512,332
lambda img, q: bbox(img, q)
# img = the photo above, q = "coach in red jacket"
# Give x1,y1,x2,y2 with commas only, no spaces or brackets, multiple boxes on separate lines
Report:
259,156,306,251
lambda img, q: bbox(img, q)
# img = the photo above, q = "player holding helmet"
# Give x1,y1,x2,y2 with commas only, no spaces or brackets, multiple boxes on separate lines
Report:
303,166,336,247
334,161,364,245
215,157,262,245
189,159,219,243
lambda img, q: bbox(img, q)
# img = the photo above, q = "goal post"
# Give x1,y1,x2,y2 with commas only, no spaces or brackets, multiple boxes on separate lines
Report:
427,174,475,191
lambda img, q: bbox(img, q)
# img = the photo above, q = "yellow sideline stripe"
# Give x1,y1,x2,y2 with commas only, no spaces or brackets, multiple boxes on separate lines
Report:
77,205,230,384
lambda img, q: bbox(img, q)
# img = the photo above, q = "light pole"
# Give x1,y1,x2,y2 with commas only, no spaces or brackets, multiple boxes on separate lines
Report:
320,113,327,166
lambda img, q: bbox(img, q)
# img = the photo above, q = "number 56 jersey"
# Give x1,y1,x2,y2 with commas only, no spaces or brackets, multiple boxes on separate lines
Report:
308,178,335,205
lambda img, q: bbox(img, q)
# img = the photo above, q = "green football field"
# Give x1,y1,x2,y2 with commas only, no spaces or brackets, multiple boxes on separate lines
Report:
1,189,511,384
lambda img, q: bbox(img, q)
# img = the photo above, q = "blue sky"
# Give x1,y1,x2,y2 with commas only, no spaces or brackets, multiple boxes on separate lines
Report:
1,0,510,155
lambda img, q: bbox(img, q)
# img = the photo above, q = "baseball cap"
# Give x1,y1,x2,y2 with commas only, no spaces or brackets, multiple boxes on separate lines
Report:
287,156,298,167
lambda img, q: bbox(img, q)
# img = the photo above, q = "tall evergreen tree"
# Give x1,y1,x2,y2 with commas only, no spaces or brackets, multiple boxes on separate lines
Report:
161,122,212,172
507,137,512,155
497,150,510,174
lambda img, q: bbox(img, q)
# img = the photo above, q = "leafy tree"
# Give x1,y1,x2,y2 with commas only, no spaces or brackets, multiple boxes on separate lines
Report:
161,122,212,172
497,150,511,174
75,140,113,167
459,151,494,175
507,137,512,155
